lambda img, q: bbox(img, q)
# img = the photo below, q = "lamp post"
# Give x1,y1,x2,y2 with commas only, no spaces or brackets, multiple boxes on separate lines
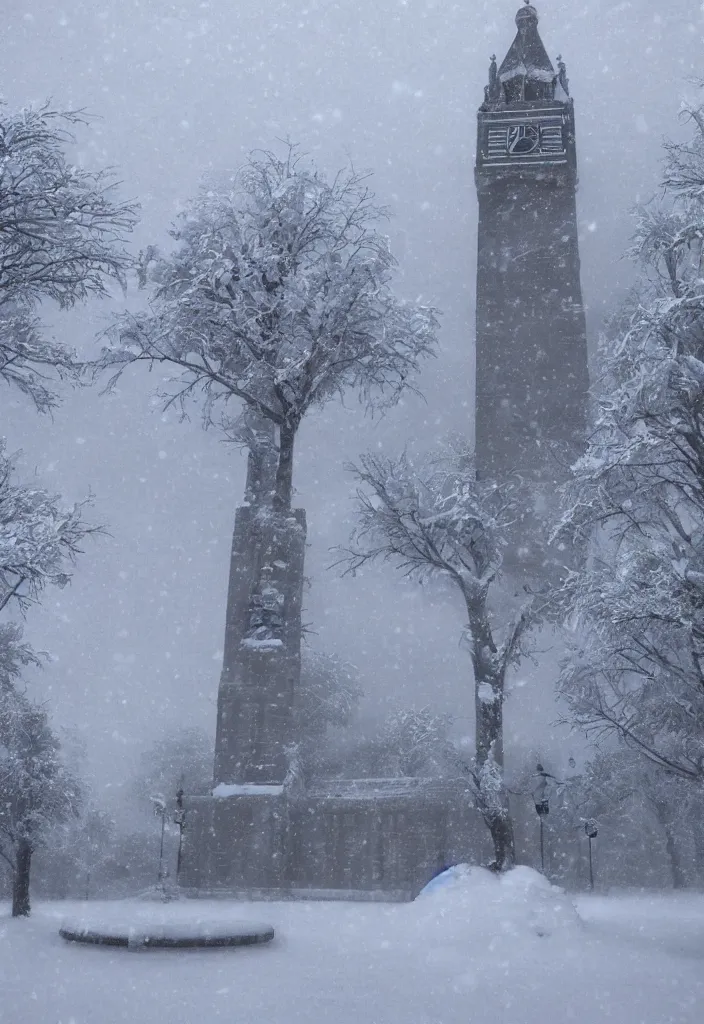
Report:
150,794,167,893
532,763,556,873
173,783,186,884
584,819,598,890
536,803,548,872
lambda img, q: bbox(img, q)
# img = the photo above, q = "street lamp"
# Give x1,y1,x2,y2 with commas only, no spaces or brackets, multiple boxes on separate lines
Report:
584,818,598,890
150,794,167,894
173,783,186,884
532,763,556,873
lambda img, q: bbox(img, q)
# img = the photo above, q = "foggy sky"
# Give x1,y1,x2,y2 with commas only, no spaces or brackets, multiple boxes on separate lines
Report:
1,0,702,803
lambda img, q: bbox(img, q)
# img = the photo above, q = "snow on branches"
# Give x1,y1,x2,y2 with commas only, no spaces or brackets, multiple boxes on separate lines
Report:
0,104,138,412
0,622,40,682
0,685,81,850
556,102,704,783
296,648,362,739
99,146,437,508
379,705,454,778
0,441,98,613
342,446,535,680
0,308,78,415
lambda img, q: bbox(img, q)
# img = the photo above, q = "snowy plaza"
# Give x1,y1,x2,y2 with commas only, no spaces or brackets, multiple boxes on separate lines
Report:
2,870,704,1024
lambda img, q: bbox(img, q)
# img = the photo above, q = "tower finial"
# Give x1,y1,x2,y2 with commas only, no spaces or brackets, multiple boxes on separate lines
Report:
498,2,554,103
516,2,539,29
556,54,570,97
487,53,501,104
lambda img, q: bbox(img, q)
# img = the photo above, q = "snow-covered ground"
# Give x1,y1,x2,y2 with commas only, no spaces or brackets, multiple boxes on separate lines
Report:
1,868,703,1024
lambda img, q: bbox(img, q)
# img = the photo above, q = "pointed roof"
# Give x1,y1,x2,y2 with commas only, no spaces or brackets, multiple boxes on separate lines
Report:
499,3,555,84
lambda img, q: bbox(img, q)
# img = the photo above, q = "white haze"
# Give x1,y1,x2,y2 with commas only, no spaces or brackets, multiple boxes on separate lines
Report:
0,0,701,802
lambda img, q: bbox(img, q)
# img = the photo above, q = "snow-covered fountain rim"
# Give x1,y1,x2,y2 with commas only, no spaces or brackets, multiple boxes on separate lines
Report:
58,907,275,949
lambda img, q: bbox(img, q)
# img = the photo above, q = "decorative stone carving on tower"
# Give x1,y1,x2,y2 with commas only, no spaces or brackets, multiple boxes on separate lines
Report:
474,3,589,538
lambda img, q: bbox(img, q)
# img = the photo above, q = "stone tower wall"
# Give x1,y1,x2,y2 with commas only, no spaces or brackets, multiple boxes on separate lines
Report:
475,169,589,485
180,783,490,899
214,507,307,786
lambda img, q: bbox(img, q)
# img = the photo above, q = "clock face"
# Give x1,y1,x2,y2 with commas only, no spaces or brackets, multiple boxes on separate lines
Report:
508,124,540,156
486,119,565,162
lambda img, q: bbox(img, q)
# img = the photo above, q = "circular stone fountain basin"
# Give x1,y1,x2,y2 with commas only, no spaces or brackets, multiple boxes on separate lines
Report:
59,907,275,950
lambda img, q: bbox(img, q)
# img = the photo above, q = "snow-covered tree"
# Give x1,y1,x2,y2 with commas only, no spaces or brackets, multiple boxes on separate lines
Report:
131,649,362,808
0,622,38,680
340,445,538,870
0,668,83,916
556,101,704,783
0,102,132,915
0,491,95,916
320,705,454,780
0,103,127,609
99,146,438,509
0,104,137,412
132,727,214,819
0,440,97,613
378,706,454,777
29,804,117,900
294,648,362,744
565,749,692,889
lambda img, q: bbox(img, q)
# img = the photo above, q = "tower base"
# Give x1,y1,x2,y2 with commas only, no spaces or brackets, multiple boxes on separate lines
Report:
180,778,488,901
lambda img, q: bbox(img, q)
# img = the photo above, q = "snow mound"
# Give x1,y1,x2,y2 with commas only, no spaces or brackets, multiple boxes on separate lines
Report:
414,865,581,941
59,903,275,949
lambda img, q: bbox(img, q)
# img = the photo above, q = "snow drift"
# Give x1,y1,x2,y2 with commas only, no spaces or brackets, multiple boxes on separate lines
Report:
413,864,581,942
3,889,704,1024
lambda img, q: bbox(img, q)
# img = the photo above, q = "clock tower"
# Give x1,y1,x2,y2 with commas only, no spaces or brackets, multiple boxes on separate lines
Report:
475,3,588,516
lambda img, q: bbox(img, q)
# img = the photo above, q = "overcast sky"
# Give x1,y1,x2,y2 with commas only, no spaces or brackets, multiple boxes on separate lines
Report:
1,0,702,803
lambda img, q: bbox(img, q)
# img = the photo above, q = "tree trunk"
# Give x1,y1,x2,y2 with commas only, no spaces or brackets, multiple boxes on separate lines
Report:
274,421,296,511
653,800,686,890
475,672,505,768
467,599,515,871
664,825,687,890
485,807,516,872
692,824,704,886
12,839,32,918
244,414,277,507
475,737,516,872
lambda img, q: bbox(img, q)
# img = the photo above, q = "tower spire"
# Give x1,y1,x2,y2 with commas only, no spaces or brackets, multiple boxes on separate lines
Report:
493,2,556,104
